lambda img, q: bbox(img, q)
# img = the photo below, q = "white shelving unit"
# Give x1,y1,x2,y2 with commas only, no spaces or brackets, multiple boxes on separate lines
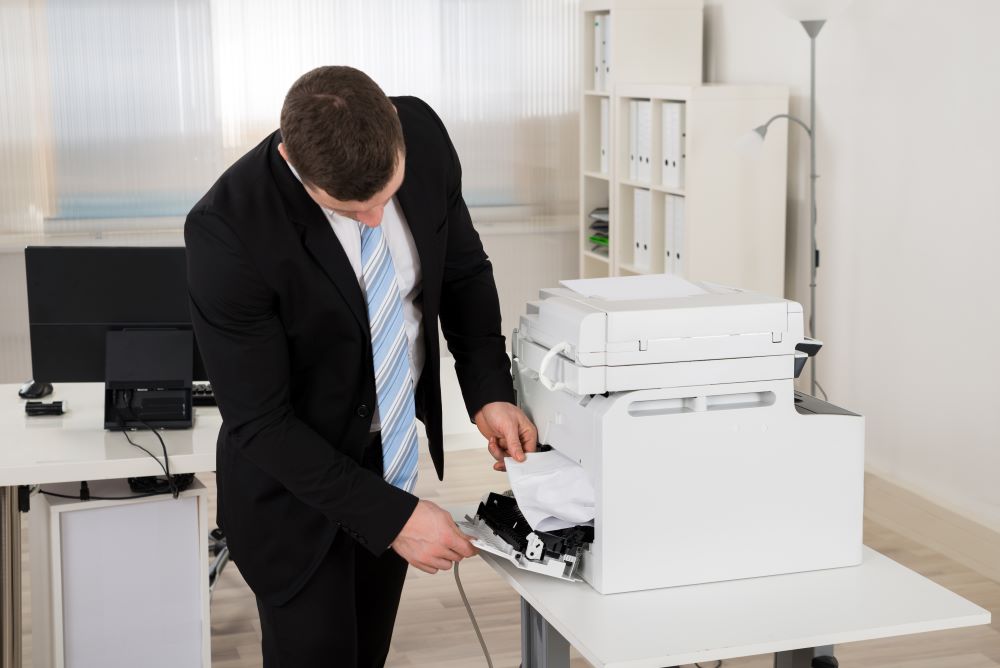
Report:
613,83,789,294
579,0,703,278
579,1,790,296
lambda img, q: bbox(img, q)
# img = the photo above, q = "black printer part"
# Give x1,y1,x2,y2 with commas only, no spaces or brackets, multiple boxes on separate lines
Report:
794,338,823,379
793,391,860,418
793,352,808,378
795,338,823,357
475,492,593,563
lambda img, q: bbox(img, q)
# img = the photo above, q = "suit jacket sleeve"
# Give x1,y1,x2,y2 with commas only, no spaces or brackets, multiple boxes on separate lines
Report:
185,211,418,554
416,99,517,418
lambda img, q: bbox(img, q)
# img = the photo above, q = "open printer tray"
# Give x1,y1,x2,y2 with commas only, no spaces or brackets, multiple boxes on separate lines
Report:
458,492,593,582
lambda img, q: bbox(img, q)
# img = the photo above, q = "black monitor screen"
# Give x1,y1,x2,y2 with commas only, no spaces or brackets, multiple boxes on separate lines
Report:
25,246,208,383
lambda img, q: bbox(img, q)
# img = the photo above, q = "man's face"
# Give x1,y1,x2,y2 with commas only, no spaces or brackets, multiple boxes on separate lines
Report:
280,144,405,228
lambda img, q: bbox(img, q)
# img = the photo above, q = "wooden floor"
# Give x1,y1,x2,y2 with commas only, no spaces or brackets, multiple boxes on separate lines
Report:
20,446,1000,667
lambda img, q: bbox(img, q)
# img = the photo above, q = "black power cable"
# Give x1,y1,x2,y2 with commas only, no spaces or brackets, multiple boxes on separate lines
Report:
39,488,164,501
117,389,180,498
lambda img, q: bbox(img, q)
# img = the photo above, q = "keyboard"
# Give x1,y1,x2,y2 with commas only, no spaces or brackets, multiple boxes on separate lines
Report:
192,382,216,407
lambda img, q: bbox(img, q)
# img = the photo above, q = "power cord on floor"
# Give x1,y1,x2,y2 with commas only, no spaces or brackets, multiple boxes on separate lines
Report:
454,560,494,668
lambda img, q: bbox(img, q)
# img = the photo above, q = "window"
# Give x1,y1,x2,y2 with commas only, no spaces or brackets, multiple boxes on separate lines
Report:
0,0,580,235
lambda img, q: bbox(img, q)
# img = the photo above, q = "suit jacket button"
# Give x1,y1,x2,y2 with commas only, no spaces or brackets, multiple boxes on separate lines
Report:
357,404,370,418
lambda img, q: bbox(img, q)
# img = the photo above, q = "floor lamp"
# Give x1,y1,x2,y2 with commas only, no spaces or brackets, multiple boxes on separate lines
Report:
750,0,850,399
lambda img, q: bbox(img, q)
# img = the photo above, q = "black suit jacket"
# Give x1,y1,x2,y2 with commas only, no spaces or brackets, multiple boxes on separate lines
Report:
185,96,514,605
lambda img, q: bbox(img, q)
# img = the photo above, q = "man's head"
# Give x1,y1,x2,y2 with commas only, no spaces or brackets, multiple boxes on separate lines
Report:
279,66,405,227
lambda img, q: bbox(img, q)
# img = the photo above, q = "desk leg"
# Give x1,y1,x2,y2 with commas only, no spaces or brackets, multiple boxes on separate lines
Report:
521,598,569,668
0,486,22,668
774,647,837,668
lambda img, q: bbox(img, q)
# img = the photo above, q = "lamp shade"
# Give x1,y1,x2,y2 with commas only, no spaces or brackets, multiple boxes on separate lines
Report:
735,128,767,157
770,0,852,21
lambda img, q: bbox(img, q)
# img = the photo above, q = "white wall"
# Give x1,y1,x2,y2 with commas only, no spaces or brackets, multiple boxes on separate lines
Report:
704,0,1000,526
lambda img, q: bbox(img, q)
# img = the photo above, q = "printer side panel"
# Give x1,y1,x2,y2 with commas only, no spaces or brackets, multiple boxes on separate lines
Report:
584,380,865,594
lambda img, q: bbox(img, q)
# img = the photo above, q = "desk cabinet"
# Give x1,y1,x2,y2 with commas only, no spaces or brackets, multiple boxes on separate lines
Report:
29,478,210,668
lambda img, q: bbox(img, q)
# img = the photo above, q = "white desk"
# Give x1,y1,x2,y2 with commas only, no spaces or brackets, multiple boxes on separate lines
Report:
0,383,218,486
0,383,220,668
479,546,991,668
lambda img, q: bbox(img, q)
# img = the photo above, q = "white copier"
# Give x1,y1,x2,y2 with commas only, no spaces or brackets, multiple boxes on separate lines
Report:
474,275,865,595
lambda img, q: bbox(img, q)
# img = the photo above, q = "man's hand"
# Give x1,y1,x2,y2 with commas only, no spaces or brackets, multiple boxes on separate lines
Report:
390,500,476,574
473,401,538,472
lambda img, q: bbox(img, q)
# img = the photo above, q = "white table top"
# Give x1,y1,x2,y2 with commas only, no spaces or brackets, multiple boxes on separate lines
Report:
479,547,991,668
0,383,219,486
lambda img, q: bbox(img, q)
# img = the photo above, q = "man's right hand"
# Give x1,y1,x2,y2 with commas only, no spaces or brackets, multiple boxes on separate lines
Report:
390,500,477,574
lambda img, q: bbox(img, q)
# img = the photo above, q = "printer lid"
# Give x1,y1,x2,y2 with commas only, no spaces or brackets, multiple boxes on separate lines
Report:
517,275,804,368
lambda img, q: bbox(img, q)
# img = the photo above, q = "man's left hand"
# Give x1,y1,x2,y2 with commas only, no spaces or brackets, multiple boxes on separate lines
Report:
473,402,538,472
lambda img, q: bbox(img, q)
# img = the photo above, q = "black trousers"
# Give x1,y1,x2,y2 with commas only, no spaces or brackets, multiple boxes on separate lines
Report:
255,435,410,668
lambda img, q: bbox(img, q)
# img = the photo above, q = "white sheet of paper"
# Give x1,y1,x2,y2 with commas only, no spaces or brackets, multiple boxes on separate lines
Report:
505,450,596,532
560,273,707,301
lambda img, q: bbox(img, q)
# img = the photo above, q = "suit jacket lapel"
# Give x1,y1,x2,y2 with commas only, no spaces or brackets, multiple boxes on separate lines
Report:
393,95,446,278
269,133,368,331
394,179,434,274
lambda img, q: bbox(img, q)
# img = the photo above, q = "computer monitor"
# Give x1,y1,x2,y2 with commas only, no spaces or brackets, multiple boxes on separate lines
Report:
25,246,208,428
25,246,208,383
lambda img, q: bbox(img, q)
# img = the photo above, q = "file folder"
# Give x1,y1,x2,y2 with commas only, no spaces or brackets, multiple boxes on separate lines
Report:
600,98,609,174
664,193,675,273
594,14,607,91
662,102,686,189
637,100,652,183
674,195,687,275
629,100,638,181
633,188,652,271
604,13,612,85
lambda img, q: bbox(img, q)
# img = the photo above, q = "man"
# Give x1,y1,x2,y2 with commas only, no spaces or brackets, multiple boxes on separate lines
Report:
185,66,537,666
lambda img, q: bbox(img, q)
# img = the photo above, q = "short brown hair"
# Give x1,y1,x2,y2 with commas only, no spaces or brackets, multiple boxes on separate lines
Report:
280,66,404,202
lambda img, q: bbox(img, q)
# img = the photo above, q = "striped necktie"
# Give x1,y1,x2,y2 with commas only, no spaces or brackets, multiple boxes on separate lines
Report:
359,222,419,492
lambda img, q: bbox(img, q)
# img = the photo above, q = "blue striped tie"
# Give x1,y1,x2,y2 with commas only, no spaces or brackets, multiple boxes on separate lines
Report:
359,222,419,492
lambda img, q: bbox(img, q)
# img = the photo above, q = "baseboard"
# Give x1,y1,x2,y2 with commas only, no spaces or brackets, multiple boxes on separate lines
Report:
864,471,1000,582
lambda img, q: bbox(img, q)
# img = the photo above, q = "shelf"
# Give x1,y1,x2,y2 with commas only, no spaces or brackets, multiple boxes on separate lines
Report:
583,90,611,98
617,82,789,102
618,179,686,197
654,184,686,197
617,262,652,275
583,250,610,263
584,171,610,181
619,178,654,190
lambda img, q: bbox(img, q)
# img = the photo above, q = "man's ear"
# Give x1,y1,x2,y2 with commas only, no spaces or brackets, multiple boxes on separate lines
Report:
277,142,289,162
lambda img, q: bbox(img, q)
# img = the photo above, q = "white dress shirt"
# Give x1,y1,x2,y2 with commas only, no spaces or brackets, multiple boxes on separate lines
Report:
285,162,425,431
324,197,425,386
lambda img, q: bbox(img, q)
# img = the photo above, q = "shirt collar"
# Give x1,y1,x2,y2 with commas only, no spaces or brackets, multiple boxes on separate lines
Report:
283,159,338,217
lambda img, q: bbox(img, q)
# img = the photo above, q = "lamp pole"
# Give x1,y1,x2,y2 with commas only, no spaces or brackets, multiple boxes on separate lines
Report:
754,20,825,397
803,20,824,397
